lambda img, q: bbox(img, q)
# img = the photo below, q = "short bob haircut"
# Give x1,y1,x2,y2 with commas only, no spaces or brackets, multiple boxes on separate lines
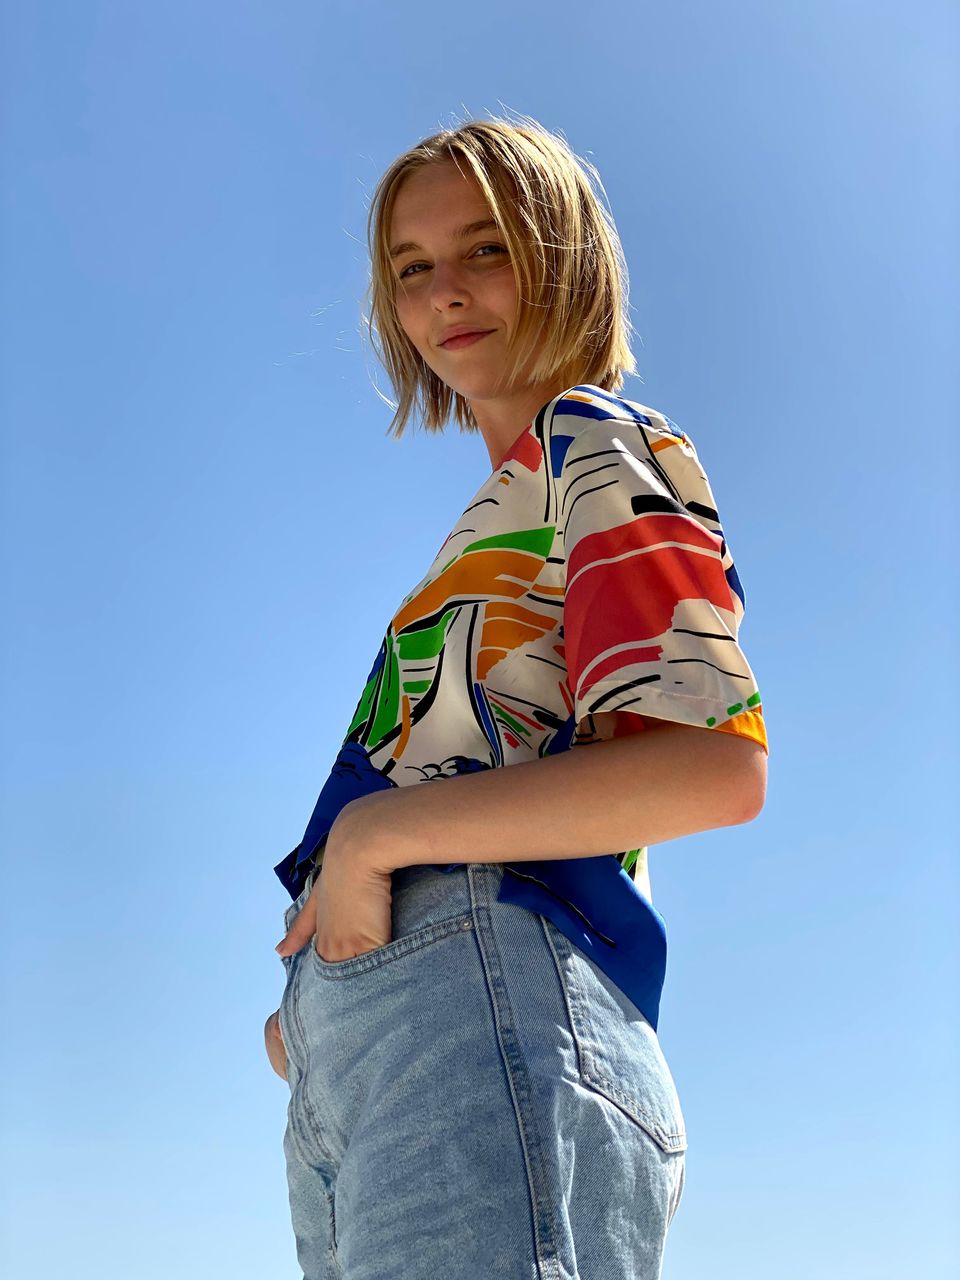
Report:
364,110,638,441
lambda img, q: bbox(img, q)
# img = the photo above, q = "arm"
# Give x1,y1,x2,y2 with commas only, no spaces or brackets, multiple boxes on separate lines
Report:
340,719,767,874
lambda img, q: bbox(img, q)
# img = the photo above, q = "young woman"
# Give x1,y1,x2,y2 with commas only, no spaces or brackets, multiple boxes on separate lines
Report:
264,114,768,1279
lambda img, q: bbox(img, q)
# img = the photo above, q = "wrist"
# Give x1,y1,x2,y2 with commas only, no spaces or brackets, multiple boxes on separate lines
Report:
330,793,406,875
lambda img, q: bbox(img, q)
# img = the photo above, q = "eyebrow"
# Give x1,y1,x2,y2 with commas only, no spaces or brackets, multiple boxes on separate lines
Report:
389,218,500,260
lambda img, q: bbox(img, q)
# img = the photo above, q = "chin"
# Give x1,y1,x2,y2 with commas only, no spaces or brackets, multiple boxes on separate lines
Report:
444,371,511,402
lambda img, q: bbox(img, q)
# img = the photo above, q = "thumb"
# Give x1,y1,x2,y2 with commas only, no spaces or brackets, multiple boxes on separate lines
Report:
275,896,316,957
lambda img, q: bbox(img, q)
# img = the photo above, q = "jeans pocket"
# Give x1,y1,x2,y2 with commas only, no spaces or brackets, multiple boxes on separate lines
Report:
308,912,475,979
542,916,687,1154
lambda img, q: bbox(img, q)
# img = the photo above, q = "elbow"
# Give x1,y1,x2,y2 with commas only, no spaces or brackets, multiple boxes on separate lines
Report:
736,786,766,825
725,741,768,825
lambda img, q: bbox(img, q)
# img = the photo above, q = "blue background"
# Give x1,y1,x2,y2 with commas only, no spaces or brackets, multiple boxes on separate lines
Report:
2,2,957,1276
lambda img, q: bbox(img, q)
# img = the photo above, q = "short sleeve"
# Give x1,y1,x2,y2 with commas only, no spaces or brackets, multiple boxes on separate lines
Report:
556,400,767,754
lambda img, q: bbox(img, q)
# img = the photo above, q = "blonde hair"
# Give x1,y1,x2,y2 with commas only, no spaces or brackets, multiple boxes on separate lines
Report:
364,110,638,440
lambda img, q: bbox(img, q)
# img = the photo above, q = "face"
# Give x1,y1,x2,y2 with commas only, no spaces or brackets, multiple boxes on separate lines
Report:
388,161,532,406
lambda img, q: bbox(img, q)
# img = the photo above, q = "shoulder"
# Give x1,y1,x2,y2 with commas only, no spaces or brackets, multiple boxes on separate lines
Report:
544,383,706,486
550,383,685,437
542,385,730,537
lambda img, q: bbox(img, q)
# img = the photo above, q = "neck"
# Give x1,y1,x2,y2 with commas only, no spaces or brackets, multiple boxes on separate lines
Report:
469,377,572,471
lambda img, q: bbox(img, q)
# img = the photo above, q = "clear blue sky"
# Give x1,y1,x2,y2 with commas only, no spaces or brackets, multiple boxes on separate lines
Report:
1,3,957,1276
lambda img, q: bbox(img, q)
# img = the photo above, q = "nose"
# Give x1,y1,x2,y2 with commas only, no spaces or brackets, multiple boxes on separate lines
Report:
428,258,471,310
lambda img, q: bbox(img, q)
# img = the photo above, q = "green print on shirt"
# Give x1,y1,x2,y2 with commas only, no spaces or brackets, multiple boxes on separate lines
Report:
275,385,769,1034
705,686,762,727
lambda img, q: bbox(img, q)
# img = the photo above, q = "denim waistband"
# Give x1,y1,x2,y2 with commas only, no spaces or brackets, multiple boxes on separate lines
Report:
282,860,497,939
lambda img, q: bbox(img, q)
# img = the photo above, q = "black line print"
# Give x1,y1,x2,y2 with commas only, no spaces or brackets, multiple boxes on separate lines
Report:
666,657,749,679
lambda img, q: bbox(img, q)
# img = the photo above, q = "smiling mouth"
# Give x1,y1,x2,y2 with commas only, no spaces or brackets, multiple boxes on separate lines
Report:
440,330,495,349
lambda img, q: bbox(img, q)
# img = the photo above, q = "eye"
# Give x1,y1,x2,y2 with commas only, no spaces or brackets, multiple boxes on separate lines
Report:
397,243,508,281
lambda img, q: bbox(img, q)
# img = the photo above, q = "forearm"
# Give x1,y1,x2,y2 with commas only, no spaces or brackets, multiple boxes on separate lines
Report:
343,722,767,872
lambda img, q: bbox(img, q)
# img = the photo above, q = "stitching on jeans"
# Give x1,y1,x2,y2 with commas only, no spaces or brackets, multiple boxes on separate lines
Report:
467,864,565,1280
543,918,687,1152
308,912,473,977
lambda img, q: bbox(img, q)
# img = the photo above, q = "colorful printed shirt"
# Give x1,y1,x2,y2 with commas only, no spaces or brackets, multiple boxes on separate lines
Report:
274,383,768,1030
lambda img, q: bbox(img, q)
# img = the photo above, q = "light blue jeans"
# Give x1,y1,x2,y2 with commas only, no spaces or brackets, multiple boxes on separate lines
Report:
277,861,687,1279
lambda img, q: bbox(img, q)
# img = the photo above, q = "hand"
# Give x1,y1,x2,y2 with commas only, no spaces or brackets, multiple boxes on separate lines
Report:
274,815,395,963
264,1009,287,1080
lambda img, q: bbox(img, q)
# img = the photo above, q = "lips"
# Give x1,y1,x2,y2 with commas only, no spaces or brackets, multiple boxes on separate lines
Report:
439,329,494,349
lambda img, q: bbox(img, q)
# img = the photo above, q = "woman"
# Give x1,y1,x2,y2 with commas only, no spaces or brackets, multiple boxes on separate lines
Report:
264,113,768,1280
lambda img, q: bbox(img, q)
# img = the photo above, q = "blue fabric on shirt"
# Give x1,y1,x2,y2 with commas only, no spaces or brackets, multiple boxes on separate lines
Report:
273,754,667,1032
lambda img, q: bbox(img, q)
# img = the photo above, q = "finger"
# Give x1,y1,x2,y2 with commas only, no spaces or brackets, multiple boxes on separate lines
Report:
263,1012,288,1080
267,1037,288,1081
275,899,316,956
